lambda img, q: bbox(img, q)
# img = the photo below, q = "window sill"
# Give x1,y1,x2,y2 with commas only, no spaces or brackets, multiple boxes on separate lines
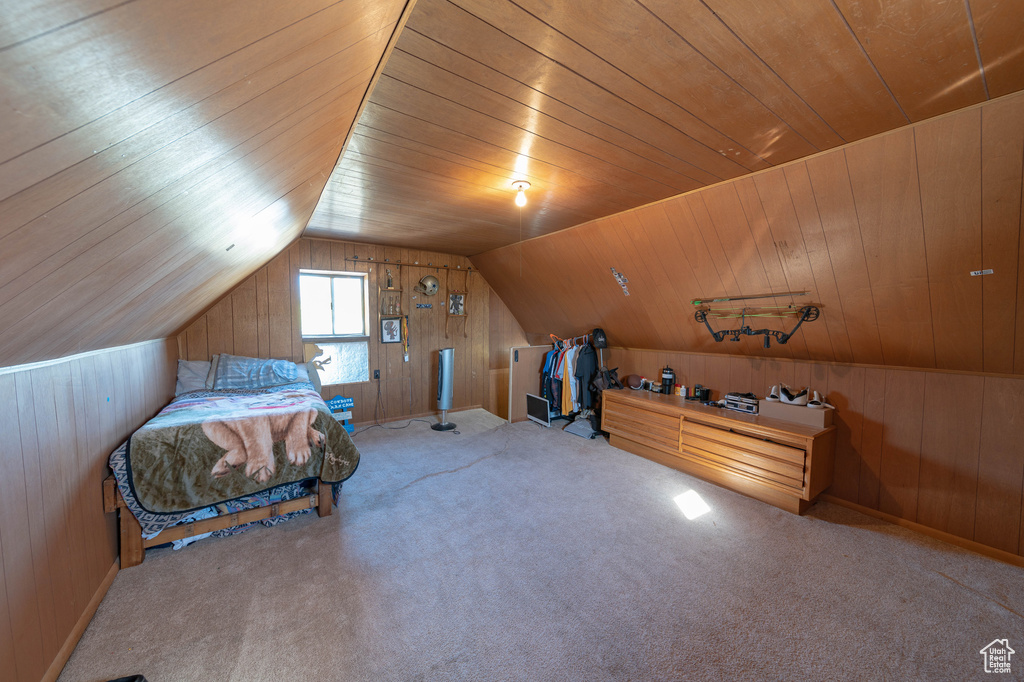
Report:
302,336,370,343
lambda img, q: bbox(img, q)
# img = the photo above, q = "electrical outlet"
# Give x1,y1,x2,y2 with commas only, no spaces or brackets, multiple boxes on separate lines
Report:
373,369,380,379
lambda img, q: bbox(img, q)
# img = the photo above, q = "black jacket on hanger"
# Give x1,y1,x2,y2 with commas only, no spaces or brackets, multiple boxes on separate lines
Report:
574,344,597,410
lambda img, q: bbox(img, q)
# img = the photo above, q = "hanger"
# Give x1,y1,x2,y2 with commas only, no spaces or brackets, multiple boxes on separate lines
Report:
550,332,591,349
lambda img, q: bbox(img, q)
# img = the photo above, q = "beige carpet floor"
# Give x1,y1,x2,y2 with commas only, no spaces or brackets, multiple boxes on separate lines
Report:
59,409,1024,681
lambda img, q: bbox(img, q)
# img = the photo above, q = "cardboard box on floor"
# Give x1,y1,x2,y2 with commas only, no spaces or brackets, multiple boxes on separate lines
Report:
758,400,833,428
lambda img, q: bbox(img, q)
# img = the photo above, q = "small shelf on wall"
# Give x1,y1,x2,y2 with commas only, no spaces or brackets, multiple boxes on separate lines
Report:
375,265,404,349
379,287,402,317
378,265,403,318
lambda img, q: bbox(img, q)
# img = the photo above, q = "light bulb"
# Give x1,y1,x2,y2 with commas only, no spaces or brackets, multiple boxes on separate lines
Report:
511,180,530,207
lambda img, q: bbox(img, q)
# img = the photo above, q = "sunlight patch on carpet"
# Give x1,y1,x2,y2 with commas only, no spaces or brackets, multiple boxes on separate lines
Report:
674,490,711,520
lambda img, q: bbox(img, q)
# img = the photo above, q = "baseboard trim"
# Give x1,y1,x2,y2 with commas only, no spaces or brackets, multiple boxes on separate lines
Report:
820,494,1024,568
42,560,119,682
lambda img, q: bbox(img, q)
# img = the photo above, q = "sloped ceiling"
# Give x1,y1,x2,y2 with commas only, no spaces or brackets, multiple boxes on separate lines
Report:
472,92,1024,375
4,0,1023,369
305,0,1024,256
0,0,408,366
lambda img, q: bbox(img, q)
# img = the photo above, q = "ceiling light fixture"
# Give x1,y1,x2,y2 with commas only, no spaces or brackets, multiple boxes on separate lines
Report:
512,180,530,207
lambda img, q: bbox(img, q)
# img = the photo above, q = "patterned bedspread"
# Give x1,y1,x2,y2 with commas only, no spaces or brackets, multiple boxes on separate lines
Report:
109,441,322,539
121,382,359,514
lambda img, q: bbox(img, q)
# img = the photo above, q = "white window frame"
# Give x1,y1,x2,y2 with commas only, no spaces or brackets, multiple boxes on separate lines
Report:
299,270,370,385
298,269,369,341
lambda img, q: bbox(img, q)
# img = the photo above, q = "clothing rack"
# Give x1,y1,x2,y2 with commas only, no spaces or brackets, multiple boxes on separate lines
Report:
549,332,591,348
550,331,608,370
542,332,602,439
543,333,598,418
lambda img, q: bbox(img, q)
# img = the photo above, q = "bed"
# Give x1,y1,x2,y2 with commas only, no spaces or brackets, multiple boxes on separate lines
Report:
103,353,360,567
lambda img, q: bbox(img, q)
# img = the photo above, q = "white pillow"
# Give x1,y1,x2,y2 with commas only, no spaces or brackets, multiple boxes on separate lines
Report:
175,360,212,396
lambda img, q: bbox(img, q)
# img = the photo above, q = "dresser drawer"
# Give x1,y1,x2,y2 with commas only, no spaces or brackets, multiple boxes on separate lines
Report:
603,404,679,453
680,420,805,464
680,431,804,492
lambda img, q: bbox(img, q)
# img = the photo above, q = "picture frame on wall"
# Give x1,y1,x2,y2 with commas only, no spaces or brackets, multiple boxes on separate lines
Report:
380,316,402,344
448,293,466,316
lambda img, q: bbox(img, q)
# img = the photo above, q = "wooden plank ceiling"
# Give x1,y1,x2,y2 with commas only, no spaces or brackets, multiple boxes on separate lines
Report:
0,0,408,366
471,91,1024,375
305,0,1024,256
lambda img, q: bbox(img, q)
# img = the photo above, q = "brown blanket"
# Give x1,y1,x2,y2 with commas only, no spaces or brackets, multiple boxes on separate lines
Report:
125,383,359,513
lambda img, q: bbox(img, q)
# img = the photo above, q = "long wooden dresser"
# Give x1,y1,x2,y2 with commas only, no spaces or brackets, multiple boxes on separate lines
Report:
601,390,836,514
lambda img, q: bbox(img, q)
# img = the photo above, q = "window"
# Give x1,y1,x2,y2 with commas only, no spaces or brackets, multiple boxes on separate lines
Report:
299,271,367,337
299,271,369,384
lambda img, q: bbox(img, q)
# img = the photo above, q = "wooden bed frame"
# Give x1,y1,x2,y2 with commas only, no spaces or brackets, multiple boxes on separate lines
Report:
102,476,333,568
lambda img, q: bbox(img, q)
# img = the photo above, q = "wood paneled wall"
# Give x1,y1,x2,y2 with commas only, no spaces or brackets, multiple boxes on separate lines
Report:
0,0,407,367
486,288,529,419
605,347,1024,559
506,345,554,424
176,237,506,424
488,289,530,371
0,340,177,681
472,91,1024,377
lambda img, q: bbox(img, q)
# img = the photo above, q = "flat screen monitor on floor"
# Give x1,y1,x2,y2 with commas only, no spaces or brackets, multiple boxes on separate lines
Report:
525,393,552,427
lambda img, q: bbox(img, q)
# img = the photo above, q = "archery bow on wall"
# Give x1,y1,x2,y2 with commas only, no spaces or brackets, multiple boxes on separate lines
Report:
691,291,821,349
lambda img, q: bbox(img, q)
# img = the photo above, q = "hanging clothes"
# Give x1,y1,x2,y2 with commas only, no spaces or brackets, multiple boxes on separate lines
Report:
541,344,565,415
569,345,586,412
541,347,559,403
541,334,597,417
561,346,574,415
574,344,598,410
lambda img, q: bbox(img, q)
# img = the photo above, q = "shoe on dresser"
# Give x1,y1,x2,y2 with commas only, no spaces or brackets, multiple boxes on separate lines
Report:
780,385,808,406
